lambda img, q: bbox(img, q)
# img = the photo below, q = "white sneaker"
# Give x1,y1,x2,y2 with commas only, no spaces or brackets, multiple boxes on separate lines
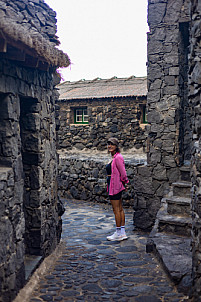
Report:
107,231,123,241
121,233,128,240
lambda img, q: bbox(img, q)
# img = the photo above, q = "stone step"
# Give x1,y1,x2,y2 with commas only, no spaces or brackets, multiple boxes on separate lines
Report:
146,233,192,295
158,214,192,237
172,181,191,198
166,196,191,217
179,166,191,182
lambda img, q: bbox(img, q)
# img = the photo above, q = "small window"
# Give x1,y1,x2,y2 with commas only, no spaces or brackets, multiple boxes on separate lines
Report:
142,105,147,124
139,104,147,124
74,108,88,124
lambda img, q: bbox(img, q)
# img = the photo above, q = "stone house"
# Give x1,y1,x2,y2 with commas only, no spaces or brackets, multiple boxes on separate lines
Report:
136,0,201,299
0,1,70,301
56,76,147,152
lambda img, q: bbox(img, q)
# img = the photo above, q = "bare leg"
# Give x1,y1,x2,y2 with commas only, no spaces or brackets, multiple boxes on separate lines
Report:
119,197,125,226
111,198,125,227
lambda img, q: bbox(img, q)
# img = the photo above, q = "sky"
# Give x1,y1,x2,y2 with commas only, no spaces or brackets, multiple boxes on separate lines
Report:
45,0,149,82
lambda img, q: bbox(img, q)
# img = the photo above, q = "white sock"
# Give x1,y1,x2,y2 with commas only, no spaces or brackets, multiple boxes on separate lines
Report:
116,227,121,236
121,226,126,235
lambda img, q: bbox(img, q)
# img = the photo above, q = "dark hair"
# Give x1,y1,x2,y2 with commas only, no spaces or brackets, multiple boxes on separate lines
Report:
107,143,121,153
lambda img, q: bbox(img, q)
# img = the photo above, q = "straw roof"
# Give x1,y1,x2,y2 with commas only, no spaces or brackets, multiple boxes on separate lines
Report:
58,76,147,100
0,1,70,68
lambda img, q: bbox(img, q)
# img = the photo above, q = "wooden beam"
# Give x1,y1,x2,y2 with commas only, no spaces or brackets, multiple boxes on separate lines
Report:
0,36,51,70
0,29,54,71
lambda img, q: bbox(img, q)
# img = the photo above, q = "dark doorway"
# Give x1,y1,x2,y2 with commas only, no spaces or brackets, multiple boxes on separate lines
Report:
20,97,42,256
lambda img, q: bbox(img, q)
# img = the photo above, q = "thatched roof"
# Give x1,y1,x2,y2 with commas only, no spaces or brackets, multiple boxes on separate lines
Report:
0,0,70,68
58,76,147,100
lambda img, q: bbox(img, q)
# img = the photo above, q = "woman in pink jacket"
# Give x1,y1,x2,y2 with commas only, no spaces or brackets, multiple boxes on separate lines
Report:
106,137,129,241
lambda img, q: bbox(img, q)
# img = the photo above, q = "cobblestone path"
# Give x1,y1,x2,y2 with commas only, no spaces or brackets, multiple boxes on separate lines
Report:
27,200,189,302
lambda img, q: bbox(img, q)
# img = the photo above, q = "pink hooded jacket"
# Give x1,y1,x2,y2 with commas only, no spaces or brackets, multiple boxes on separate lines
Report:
108,152,129,195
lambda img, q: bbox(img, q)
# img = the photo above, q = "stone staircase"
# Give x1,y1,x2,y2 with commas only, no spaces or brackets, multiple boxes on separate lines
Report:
146,165,192,295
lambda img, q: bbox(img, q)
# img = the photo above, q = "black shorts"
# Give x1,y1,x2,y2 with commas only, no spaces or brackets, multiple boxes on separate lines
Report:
109,191,123,200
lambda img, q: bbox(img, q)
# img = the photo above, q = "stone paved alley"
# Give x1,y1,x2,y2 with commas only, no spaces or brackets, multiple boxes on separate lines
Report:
15,200,190,302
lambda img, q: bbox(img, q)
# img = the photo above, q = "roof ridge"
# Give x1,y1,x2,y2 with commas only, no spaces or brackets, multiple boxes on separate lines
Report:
60,75,147,85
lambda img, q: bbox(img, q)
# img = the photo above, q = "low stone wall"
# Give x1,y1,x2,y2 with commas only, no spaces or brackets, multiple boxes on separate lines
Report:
57,151,147,208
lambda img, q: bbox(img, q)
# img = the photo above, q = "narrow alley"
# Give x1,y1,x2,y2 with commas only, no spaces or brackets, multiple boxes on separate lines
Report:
15,200,189,302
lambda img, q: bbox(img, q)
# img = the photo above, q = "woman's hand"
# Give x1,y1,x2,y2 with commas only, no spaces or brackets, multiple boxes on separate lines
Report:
124,184,128,192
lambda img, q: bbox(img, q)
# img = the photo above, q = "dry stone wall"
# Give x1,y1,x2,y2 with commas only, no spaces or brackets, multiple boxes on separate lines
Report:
189,0,201,300
0,1,68,301
147,0,191,170
135,0,191,230
0,58,61,302
0,166,25,302
0,90,26,302
58,152,147,208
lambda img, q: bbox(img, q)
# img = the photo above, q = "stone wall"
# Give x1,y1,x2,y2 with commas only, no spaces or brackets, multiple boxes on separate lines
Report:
57,151,147,208
147,0,191,169
0,1,68,301
56,97,147,151
189,0,201,300
0,167,25,302
0,90,26,302
135,0,191,230
0,59,60,301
